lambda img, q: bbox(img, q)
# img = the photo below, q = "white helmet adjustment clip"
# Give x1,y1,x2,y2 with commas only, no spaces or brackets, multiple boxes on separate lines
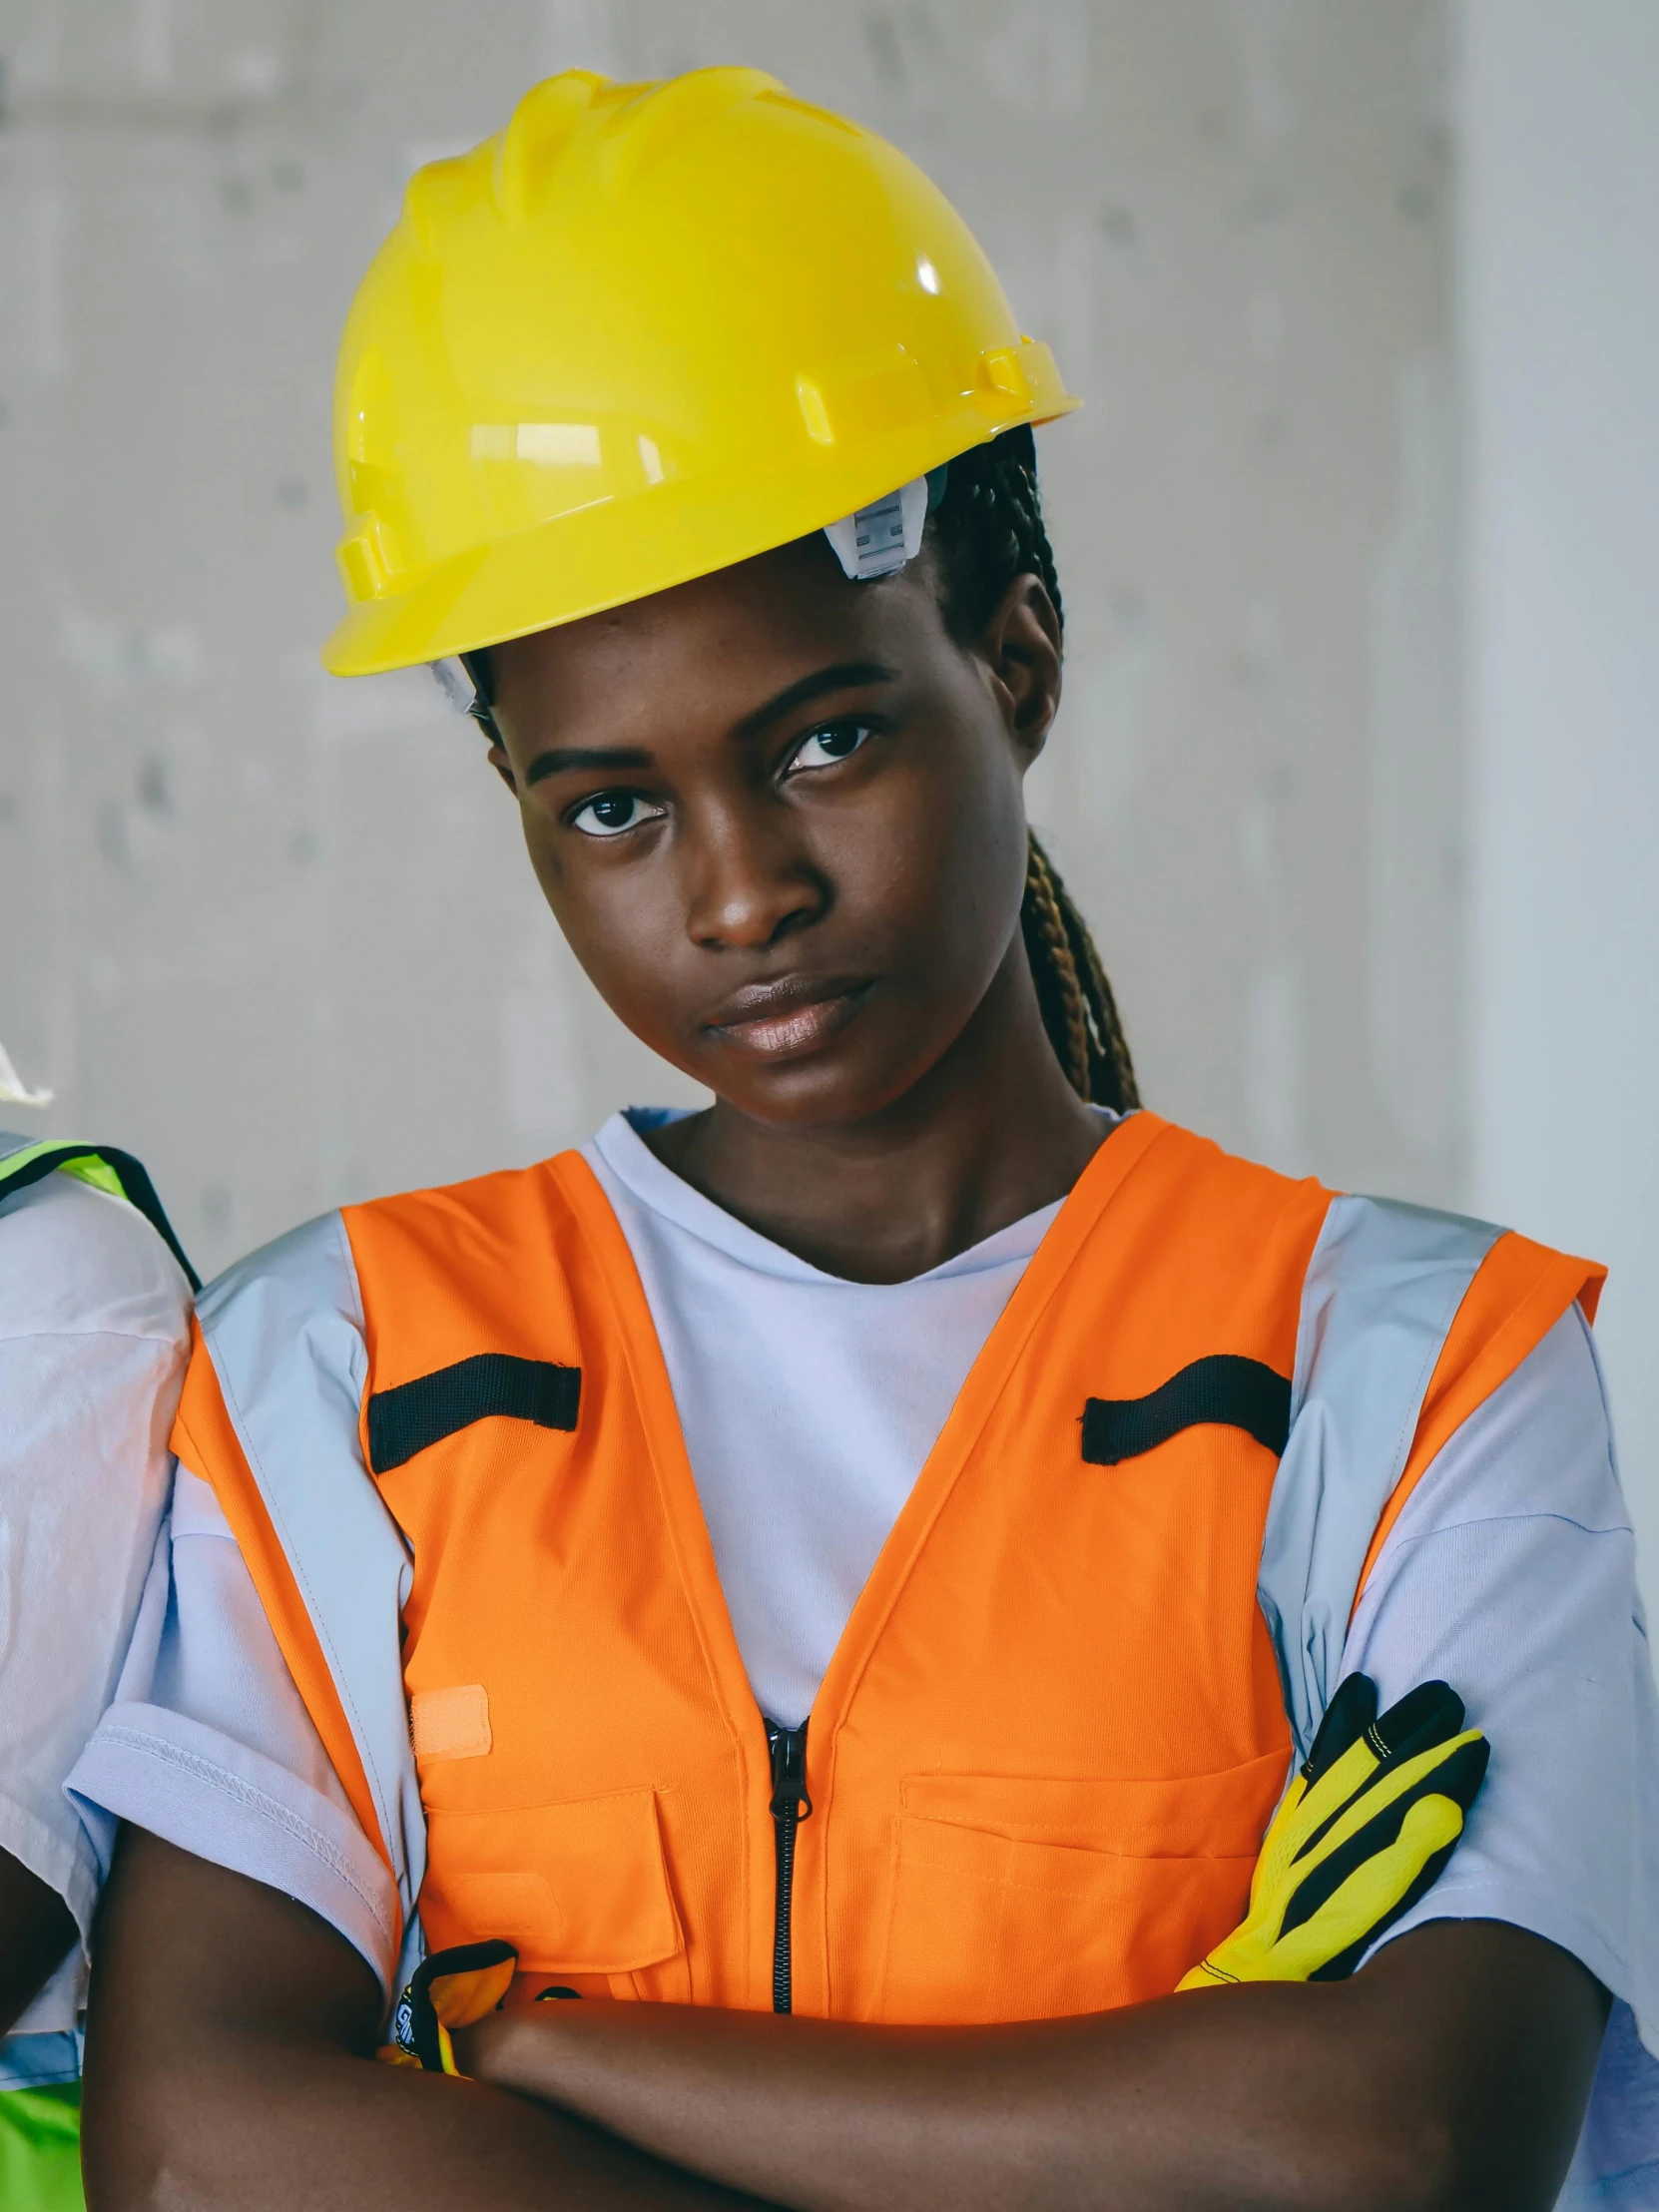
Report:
823,463,950,583
428,657,476,714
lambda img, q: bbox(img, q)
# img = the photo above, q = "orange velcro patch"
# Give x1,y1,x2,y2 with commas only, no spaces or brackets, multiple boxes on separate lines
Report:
411,1685,493,1764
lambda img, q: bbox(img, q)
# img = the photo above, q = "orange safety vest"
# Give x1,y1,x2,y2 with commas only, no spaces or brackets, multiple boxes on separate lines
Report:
175,1113,1602,2023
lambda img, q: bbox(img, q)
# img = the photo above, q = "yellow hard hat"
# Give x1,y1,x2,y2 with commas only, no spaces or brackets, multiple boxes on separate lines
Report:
324,66,1078,677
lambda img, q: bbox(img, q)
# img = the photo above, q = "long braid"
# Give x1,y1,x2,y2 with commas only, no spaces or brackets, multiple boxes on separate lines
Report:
1021,835,1092,1095
1047,846,1140,1110
930,427,1140,1112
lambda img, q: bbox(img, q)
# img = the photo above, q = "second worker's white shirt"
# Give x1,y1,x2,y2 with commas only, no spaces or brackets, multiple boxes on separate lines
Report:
0,1166,190,2085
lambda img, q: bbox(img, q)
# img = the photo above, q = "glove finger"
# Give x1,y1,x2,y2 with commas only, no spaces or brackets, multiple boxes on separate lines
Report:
1303,1673,1379,1787
1310,1829,1466,1982
1280,1736,1488,1938
398,1939,519,2072
1372,1679,1465,1767
1274,1677,1383,1865
1287,1732,1386,1863
1268,1794,1465,1981
425,1941,519,2030
1291,1685,1469,1867
1243,1769,1310,1913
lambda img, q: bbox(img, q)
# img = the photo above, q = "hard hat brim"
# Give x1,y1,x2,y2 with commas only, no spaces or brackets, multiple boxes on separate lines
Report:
321,387,1080,679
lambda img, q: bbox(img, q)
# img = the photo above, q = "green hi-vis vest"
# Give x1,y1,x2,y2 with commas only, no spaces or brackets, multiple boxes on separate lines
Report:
0,2084,82,2212
0,1137,199,1291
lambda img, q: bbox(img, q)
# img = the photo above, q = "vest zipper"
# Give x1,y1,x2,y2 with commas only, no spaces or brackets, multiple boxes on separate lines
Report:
765,1719,812,2014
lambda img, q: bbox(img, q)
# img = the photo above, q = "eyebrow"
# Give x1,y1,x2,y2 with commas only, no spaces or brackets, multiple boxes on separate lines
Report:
524,744,654,787
733,661,897,743
521,661,897,786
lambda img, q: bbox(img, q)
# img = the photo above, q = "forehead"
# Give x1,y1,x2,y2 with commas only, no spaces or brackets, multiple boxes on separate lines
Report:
489,536,947,742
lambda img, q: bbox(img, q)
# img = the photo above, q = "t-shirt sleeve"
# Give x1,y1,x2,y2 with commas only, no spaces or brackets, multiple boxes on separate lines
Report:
0,1175,189,1943
1341,1304,1659,2200
65,1466,400,1994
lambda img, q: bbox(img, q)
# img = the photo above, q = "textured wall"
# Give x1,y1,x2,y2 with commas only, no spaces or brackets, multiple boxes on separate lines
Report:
1463,0,1659,1611
0,0,1459,1280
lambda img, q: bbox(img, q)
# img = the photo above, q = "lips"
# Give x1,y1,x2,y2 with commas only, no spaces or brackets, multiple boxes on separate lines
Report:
703,973,873,1060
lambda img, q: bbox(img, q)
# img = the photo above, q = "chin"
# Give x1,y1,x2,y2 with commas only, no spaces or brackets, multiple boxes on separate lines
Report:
701,1037,948,1132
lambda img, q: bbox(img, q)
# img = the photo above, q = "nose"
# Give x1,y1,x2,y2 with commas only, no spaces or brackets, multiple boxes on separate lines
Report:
682,801,829,952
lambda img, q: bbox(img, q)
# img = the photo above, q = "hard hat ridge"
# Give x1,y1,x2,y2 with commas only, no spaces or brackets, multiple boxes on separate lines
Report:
591,66,782,198
488,70,608,225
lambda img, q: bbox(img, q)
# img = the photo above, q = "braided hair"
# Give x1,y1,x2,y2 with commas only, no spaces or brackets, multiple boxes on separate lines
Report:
927,426,1140,1111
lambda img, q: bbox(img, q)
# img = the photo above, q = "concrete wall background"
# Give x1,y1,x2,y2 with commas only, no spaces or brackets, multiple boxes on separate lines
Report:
1462,0,1659,1609
0,0,1462,1277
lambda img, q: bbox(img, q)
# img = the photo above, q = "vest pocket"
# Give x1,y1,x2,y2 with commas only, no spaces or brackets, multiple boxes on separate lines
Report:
877,1751,1288,2024
421,1787,690,2000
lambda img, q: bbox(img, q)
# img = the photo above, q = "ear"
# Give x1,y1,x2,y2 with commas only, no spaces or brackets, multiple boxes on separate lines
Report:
485,743,518,793
976,574,1062,769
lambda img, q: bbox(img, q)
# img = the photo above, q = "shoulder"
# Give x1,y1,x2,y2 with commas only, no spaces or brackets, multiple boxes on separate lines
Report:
193,1153,597,1374
342,1152,592,1256
1129,1113,1326,1200
1384,1302,1625,1544
1150,1118,1604,1376
1098,1113,1337,1253
0,1169,191,1347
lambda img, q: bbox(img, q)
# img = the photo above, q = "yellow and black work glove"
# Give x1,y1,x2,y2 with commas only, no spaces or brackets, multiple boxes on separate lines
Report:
379,1940,518,2075
1179,1673,1488,1991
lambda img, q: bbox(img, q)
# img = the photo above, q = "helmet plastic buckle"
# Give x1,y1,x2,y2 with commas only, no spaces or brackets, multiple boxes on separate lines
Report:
822,463,949,583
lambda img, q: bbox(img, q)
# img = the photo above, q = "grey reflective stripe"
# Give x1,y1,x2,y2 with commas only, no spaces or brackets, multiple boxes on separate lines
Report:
195,1212,426,1939
0,1131,32,1166
1260,1194,1504,1764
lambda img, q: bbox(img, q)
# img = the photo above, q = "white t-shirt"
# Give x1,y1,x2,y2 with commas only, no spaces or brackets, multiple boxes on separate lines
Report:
0,1167,190,2085
587,1107,1066,1727
67,1112,1659,2201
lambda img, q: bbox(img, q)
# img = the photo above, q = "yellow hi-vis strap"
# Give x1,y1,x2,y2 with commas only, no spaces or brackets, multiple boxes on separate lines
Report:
0,1141,199,1291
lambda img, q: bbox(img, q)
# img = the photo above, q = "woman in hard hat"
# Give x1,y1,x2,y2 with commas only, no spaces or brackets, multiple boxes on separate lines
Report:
74,69,1655,2209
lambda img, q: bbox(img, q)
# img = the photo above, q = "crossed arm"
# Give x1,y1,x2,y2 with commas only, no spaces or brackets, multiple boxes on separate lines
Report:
84,1828,1606,2212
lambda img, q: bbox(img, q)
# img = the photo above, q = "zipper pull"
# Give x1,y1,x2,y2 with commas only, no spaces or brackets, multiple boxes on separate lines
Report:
767,1720,813,1821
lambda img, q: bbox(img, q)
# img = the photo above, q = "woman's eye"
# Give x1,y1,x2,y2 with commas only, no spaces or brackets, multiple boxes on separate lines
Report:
569,792,659,837
790,721,873,773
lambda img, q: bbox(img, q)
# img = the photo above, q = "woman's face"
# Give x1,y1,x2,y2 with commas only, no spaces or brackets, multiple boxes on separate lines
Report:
486,537,1061,1130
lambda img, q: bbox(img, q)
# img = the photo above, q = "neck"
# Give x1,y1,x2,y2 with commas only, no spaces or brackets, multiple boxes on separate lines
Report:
644,940,1112,1283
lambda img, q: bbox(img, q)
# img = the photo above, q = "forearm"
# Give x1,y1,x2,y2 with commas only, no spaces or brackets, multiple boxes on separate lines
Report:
468,1987,1416,2212
463,1924,1604,2212
85,2029,759,2212
81,1832,764,2212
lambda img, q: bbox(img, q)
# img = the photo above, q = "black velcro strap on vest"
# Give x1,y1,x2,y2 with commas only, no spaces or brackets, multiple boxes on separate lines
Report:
367,1354,581,1474
1081,1355,1292,1467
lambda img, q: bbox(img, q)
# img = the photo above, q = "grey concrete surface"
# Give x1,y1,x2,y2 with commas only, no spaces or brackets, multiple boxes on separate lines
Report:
1463,0,1659,1613
0,0,1460,1280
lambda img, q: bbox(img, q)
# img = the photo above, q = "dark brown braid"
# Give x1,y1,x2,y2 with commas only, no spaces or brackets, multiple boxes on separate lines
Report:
929,426,1140,1111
